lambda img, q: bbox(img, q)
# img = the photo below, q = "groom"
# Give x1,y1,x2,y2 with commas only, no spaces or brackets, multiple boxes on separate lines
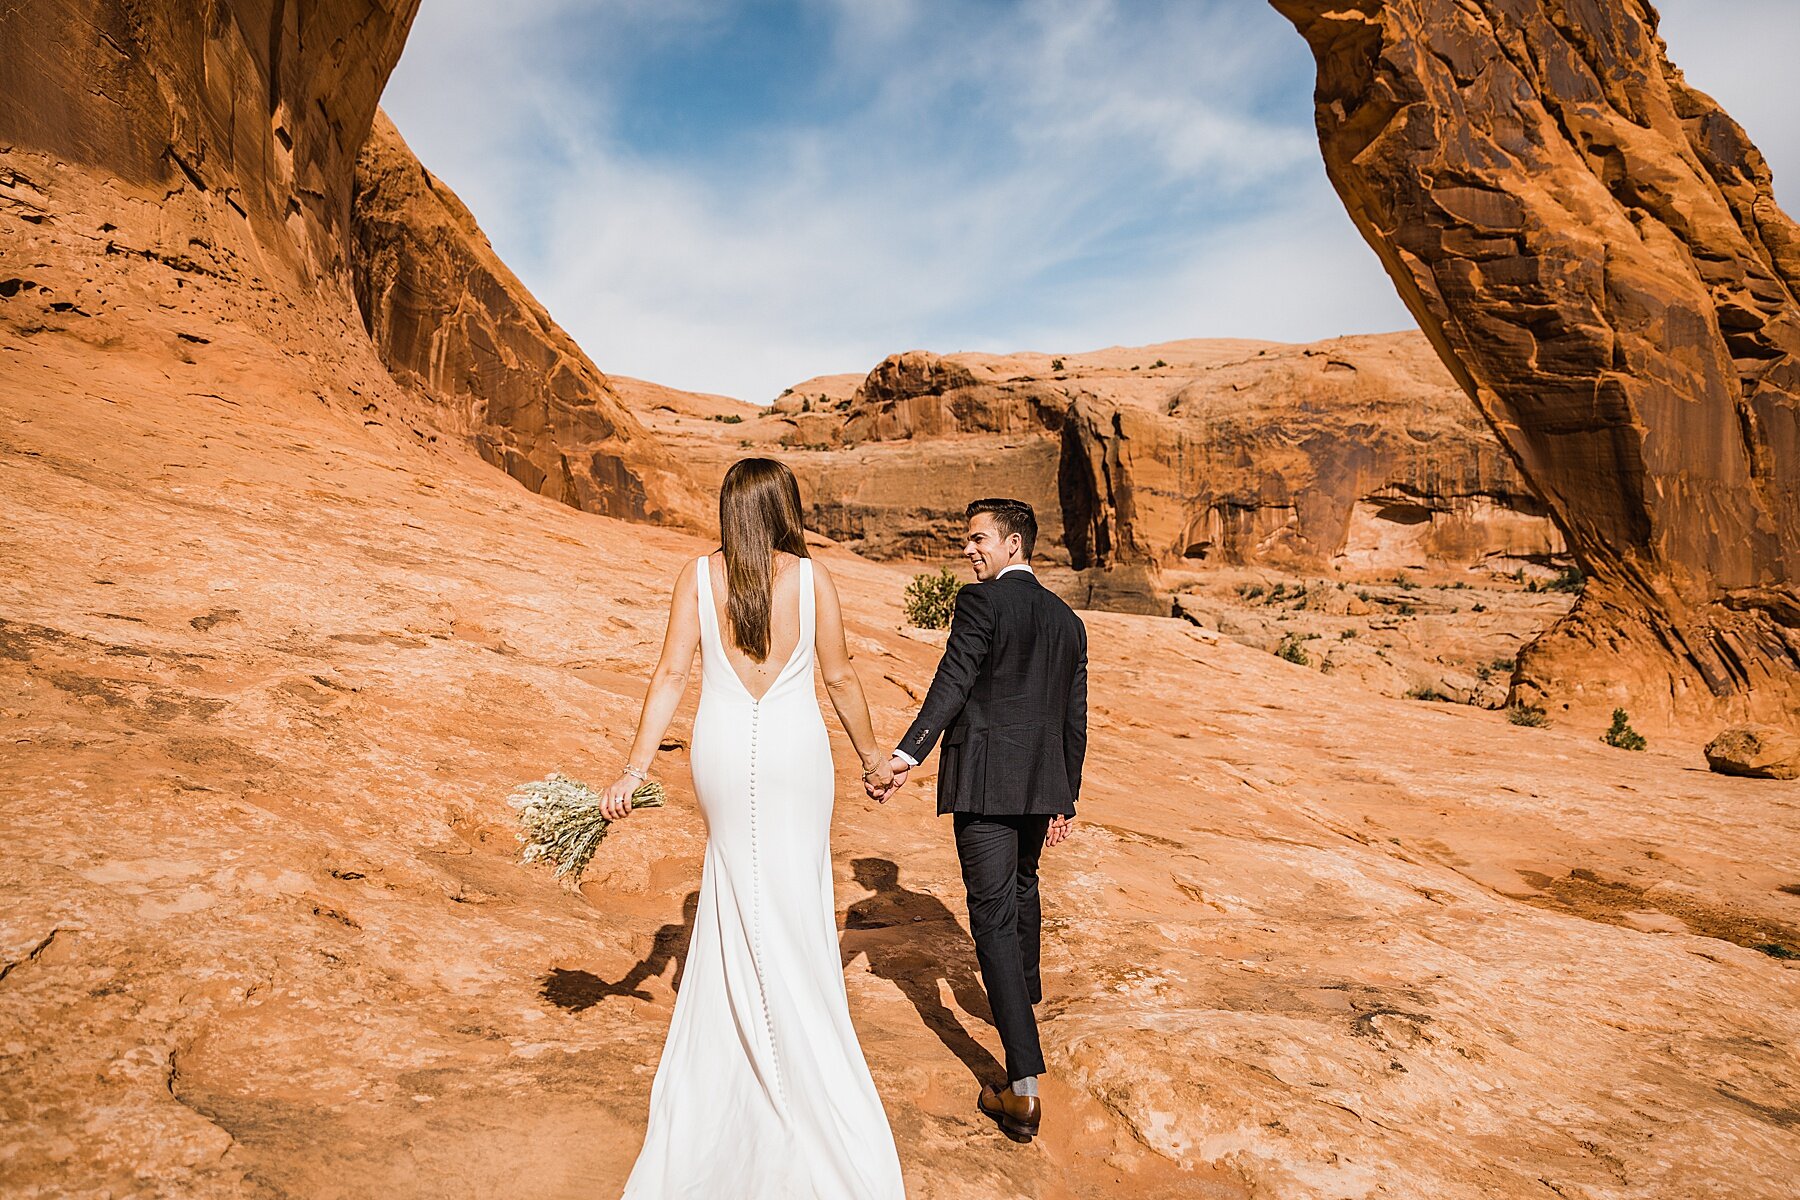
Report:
871,497,1088,1143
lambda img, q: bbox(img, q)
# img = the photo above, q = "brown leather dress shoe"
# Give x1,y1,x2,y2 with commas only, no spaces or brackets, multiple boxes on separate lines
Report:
978,1083,1041,1142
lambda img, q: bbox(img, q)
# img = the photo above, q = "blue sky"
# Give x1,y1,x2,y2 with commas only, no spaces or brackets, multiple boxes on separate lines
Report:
380,0,1800,402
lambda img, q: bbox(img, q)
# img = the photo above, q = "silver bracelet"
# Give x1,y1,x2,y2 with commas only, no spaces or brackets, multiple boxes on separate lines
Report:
622,763,648,781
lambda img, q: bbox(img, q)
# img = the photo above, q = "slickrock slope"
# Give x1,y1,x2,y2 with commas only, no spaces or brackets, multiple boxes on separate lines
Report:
6,285,1800,1200
636,336,1564,612
351,114,704,527
1272,0,1800,729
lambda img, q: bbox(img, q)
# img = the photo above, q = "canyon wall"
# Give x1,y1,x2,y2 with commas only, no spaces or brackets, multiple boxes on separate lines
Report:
351,114,703,527
0,1,699,530
1272,0,1800,727
0,0,420,286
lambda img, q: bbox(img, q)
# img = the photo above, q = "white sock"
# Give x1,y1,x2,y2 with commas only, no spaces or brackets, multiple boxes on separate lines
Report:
1010,1076,1038,1098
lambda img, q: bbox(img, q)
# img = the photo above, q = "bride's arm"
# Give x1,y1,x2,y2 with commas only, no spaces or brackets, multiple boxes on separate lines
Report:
598,558,701,819
812,559,893,793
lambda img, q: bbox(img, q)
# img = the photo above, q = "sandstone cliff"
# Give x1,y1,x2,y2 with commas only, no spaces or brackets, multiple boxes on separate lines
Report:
1272,0,1800,729
351,113,703,527
0,1,699,532
640,335,1565,611
0,0,419,287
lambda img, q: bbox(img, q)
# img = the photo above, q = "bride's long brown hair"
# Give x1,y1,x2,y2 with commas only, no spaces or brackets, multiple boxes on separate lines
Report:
718,457,810,661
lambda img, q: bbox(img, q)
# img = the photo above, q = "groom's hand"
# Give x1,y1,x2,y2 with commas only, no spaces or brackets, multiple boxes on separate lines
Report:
878,755,911,804
1046,815,1074,847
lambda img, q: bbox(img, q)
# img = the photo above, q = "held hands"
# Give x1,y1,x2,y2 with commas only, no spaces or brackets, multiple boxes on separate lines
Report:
1046,814,1075,847
863,753,911,803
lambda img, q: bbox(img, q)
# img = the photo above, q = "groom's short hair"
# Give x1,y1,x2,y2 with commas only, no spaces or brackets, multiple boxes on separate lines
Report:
967,498,1037,559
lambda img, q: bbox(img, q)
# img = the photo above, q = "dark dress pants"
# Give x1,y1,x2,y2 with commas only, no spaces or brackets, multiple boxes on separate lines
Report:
953,812,1052,1081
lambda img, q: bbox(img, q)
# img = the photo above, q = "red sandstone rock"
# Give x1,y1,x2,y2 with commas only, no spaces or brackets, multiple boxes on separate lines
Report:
1272,0,1800,731
638,336,1566,612
1705,725,1800,780
351,114,705,528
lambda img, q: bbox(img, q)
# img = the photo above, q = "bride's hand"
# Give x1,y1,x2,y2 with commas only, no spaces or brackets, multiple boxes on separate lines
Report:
862,757,894,802
599,774,639,820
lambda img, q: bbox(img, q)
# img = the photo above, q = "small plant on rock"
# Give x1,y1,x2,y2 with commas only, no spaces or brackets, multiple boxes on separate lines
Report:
903,567,964,629
1275,633,1311,666
1543,566,1585,593
1051,357,1066,372
1505,703,1548,727
1602,708,1647,751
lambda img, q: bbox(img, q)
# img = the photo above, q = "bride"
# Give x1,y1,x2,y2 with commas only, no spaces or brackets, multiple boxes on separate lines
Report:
597,457,907,1199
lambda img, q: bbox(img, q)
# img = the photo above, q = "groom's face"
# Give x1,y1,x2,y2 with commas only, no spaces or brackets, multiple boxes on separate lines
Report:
963,513,1019,581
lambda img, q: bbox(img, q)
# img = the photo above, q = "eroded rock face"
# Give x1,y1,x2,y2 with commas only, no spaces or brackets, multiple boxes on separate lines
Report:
350,114,704,527
653,336,1563,611
1272,0,1800,728
1705,725,1800,780
0,0,420,285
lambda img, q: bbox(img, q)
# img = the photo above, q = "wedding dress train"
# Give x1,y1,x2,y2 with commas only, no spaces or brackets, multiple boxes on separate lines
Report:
620,555,905,1199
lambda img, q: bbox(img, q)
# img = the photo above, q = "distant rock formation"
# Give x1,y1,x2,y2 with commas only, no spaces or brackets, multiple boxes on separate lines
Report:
1272,0,1800,728
632,334,1565,612
351,114,703,527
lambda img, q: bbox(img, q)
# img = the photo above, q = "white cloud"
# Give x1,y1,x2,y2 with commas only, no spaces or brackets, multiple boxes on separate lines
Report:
377,2,1800,402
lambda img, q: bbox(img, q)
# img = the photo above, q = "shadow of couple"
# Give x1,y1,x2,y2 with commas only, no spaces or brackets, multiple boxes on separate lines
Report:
541,857,1001,1083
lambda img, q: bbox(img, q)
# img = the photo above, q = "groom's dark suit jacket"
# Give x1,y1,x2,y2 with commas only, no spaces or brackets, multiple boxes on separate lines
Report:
899,569,1087,816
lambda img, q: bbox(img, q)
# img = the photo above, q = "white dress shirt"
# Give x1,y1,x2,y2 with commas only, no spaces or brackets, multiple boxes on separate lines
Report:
892,562,1033,766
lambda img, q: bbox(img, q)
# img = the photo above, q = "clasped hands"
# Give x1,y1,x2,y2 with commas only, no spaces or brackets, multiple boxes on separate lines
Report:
862,753,910,803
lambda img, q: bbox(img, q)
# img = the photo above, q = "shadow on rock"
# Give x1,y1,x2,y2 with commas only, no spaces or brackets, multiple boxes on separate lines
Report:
542,890,698,1012
842,857,1002,1085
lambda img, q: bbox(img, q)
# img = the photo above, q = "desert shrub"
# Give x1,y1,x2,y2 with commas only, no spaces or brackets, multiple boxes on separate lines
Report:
903,567,964,629
779,387,794,396
1238,583,1265,600
1490,656,1515,672
1395,574,1419,590
1396,602,1416,616
1150,359,1168,369
1602,708,1647,751
1405,684,1452,702
1051,357,1065,372
1339,629,1356,639
1543,566,1585,593
1275,634,1311,666
1505,704,1548,727
711,413,743,424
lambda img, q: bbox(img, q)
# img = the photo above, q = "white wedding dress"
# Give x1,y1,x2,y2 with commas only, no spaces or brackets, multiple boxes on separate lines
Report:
620,555,906,1199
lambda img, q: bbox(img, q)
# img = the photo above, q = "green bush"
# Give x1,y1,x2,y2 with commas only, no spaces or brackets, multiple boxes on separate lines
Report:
1275,633,1311,666
1405,684,1452,702
1543,566,1585,593
1150,359,1168,369
1505,703,1548,727
903,567,964,629
1051,357,1066,372
711,413,744,424
1602,708,1647,751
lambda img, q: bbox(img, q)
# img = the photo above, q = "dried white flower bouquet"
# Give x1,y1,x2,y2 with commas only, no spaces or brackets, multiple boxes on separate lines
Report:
508,772,665,887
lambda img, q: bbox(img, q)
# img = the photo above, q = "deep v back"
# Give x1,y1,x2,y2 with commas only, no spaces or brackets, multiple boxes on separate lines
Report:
696,553,814,703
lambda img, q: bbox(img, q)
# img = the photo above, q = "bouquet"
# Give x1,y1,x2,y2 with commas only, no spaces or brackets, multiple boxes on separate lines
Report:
508,771,665,887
